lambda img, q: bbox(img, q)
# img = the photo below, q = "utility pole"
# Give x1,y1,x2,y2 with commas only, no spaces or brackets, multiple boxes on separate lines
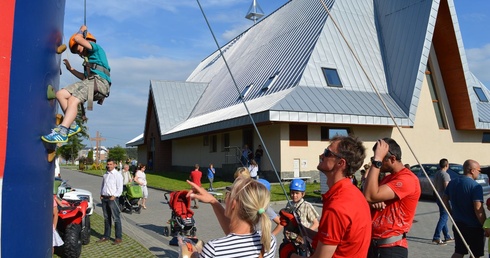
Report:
90,131,106,165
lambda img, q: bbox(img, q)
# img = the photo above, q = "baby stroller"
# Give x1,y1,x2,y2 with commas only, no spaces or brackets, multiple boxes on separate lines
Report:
163,190,197,242
119,183,143,214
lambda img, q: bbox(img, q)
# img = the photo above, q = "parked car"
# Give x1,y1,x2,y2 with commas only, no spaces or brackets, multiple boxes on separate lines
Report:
410,163,490,197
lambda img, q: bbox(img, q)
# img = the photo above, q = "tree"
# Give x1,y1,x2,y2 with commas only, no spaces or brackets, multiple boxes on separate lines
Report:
125,147,137,160
57,136,85,164
108,145,126,162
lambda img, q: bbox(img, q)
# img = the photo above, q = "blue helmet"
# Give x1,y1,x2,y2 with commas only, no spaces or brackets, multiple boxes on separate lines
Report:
290,178,306,192
257,179,271,191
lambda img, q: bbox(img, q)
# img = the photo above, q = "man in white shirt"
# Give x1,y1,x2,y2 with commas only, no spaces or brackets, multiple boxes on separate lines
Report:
97,159,123,245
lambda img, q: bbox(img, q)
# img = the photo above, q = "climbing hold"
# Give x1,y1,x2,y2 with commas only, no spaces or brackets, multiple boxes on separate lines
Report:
56,114,63,125
56,44,67,54
47,85,56,100
47,150,56,162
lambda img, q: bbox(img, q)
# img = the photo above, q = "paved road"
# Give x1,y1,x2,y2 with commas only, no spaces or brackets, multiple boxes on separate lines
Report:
61,168,486,258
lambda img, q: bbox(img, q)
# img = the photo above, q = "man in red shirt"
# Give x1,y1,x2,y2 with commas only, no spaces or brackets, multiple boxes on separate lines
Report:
282,135,372,258
363,138,421,258
189,164,202,209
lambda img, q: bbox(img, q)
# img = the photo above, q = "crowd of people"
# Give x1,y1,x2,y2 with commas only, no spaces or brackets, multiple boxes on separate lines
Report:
53,137,489,258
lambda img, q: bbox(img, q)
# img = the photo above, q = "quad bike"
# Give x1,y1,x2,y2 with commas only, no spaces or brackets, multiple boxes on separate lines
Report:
55,179,94,258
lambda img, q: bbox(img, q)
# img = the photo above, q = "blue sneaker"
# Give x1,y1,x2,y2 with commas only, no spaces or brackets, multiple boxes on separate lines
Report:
68,124,81,137
41,128,68,143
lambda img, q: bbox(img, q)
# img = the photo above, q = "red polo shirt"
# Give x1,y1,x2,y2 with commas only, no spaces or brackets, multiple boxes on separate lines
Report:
371,168,421,248
313,178,371,257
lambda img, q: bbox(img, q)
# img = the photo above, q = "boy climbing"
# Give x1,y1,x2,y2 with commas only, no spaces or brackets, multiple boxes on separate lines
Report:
42,25,111,143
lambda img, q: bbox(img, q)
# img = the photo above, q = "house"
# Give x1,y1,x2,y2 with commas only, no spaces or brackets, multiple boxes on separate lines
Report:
127,0,490,182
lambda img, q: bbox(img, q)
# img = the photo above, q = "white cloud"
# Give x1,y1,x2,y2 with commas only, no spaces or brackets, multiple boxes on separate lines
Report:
466,43,490,87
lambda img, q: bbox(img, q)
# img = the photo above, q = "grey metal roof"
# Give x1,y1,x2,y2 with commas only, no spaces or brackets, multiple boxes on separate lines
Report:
186,0,334,117
129,0,490,143
150,80,208,137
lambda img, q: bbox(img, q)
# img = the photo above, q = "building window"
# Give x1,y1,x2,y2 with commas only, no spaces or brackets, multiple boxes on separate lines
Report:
239,84,253,99
261,71,279,90
322,68,342,87
221,133,230,151
474,87,489,102
210,135,217,152
289,124,308,146
203,135,209,146
483,132,490,143
426,65,448,129
321,127,350,141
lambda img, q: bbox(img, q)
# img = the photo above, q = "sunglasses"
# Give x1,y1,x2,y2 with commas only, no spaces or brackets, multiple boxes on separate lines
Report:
324,148,342,159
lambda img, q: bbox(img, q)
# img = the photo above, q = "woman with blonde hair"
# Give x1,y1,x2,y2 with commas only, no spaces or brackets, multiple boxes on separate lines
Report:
234,166,251,179
187,176,277,257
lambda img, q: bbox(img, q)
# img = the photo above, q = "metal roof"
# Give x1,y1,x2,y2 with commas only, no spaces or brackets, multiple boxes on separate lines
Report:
129,0,490,143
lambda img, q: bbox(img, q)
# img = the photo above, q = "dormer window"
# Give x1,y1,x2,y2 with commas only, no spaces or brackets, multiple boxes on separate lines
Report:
261,71,279,90
322,68,342,87
239,84,253,99
474,87,488,102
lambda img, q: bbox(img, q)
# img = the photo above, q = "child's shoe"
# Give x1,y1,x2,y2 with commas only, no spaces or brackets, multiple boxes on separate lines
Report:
68,124,81,137
42,128,68,143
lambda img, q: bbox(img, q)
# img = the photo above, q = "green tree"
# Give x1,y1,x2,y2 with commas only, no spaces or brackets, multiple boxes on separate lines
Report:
108,145,127,162
125,147,137,160
87,149,94,164
57,136,86,164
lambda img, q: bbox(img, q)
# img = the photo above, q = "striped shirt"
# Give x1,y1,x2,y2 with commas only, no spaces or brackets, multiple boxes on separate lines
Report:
200,231,276,258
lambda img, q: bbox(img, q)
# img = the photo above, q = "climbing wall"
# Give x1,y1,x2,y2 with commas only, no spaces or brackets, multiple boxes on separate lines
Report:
0,0,66,256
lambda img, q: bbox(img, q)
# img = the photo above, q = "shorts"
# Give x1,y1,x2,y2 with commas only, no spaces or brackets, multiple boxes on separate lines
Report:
453,223,484,257
64,75,110,102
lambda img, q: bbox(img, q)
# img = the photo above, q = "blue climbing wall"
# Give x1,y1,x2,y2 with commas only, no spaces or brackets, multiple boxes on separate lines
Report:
2,0,66,256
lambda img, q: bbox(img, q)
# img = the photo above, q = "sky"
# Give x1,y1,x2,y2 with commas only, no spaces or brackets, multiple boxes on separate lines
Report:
60,0,490,148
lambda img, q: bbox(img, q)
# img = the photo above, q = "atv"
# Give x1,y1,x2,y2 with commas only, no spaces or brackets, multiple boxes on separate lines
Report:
55,179,94,258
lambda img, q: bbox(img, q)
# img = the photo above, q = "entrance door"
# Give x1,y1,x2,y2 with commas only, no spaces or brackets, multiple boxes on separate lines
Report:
293,158,300,177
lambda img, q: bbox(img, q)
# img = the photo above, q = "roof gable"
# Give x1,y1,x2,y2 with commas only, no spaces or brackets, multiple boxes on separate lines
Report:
149,81,208,137
186,0,332,117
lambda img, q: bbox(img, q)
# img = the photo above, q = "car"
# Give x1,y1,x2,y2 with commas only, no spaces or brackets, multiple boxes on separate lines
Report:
410,163,490,197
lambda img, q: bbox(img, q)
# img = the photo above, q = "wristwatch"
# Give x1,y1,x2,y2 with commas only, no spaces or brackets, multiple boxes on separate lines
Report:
371,157,382,168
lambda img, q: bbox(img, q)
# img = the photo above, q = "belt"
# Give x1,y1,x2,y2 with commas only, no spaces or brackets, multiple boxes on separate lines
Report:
372,233,406,246
101,195,113,199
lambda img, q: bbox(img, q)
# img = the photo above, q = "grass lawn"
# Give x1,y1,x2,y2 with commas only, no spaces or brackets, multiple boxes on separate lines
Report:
53,212,154,258
69,167,322,202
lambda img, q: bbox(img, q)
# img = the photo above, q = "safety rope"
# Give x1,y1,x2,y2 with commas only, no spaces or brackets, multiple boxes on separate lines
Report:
195,0,291,203
318,0,474,256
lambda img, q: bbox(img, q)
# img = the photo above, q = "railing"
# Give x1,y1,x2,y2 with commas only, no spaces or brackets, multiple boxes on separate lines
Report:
224,146,246,166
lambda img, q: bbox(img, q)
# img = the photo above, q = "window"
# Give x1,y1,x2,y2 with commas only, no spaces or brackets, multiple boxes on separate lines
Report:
203,135,209,146
322,68,342,87
261,71,279,90
321,127,350,141
426,65,448,129
239,84,253,99
210,135,217,152
474,87,489,102
289,124,308,146
483,132,490,143
221,133,230,151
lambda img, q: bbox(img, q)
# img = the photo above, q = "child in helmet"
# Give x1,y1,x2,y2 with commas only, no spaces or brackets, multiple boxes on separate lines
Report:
42,25,111,143
288,178,319,231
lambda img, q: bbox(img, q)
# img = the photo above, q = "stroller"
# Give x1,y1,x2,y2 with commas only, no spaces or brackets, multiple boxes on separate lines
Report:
119,183,143,214
163,190,197,241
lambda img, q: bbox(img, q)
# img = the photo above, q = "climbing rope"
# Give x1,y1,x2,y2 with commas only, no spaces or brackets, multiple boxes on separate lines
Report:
195,0,291,203
318,0,475,256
